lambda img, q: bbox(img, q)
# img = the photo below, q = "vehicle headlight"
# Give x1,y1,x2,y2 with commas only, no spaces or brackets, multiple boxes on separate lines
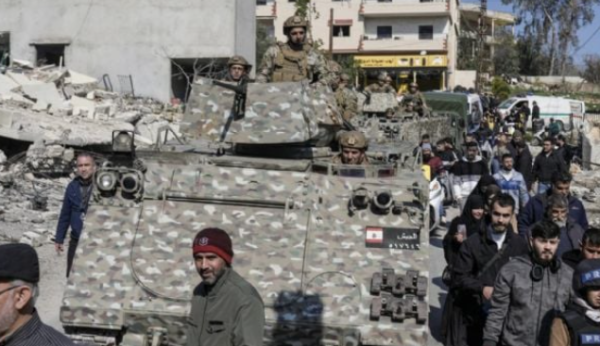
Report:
97,172,118,192
120,172,141,194
113,131,134,152
373,191,394,211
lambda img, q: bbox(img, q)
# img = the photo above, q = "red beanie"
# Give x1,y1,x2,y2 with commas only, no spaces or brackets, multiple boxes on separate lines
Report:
192,228,234,264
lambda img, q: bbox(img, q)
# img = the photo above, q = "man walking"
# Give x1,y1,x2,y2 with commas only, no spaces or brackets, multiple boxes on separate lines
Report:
519,171,589,237
54,153,96,278
494,153,529,215
532,137,567,195
453,193,529,346
0,244,75,345
563,228,600,269
186,228,264,346
451,141,489,211
483,220,573,346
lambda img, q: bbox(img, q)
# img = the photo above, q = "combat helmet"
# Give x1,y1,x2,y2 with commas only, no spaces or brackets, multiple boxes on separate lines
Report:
340,73,351,83
227,55,252,72
377,72,388,82
339,131,368,150
283,15,308,35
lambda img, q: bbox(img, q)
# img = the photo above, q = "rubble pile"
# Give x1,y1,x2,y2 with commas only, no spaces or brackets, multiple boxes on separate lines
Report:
571,170,600,227
25,141,75,175
0,61,183,149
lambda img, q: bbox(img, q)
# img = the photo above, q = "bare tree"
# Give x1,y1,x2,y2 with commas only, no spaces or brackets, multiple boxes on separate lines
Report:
581,54,600,84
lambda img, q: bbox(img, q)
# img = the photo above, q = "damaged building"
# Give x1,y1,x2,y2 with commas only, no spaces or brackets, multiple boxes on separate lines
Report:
0,0,256,102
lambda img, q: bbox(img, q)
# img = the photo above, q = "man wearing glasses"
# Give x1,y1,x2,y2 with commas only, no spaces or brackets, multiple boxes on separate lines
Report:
0,243,75,345
256,15,329,84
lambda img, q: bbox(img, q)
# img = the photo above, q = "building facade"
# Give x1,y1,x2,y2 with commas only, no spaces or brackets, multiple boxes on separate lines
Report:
0,0,256,102
257,0,459,92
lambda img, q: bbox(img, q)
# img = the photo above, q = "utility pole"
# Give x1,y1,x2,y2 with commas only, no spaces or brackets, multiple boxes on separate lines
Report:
329,8,334,59
476,0,487,92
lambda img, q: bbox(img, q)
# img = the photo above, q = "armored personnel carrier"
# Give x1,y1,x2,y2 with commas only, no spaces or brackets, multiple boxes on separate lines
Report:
59,78,430,346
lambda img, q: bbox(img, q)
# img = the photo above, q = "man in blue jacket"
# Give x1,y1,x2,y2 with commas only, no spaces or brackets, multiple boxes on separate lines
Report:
54,153,96,278
518,170,588,238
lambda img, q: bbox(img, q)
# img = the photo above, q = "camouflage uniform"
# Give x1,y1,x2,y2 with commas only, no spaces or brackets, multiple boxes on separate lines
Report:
335,86,359,121
256,42,329,83
402,90,428,114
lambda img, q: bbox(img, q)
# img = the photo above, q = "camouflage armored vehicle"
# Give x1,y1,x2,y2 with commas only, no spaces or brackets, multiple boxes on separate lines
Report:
60,78,430,346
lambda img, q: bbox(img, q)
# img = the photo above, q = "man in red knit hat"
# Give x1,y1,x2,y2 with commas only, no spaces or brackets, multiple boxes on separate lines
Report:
186,228,264,346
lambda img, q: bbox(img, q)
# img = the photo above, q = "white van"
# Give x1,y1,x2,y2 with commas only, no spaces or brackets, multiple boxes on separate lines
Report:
496,95,586,131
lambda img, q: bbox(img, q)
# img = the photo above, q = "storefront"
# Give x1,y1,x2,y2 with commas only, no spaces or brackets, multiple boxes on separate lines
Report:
354,54,448,93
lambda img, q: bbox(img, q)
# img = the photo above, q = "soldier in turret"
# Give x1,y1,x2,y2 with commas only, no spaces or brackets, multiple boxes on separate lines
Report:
365,72,395,94
224,55,252,83
256,16,329,84
401,82,428,116
332,131,369,166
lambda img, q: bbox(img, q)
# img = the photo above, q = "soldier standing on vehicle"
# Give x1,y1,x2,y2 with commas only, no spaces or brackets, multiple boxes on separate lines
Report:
334,73,359,121
401,82,428,116
224,56,252,83
365,73,395,94
186,228,264,346
256,16,329,84
550,259,600,346
332,131,369,165
54,153,96,278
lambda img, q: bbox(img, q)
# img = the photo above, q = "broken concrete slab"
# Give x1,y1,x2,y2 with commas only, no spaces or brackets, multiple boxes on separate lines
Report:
11,59,34,69
67,70,98,85
0,107,134,146
6,71,43,86
71,96,96,118
22,83,64,108
0,74,19,94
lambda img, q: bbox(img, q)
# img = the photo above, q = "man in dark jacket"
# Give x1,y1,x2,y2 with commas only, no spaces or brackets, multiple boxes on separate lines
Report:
545,194,585,258
555,134,573,168
0,244,76,346
519,171,589,238
54,153,96,278
532,101,540,120
563,228,600,270
550,259,600,345
187,228,264,346
532,137,567,195
453,193,529,346
483,220,573,346
514,141,534,191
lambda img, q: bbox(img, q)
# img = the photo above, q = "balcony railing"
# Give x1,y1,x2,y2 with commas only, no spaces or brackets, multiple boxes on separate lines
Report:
360,0,449,17
360,37,447,52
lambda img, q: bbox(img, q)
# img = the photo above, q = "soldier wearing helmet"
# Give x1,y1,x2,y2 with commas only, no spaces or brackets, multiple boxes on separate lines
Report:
225,55,252,83
333,71,358,122
365,72,395,94
401,82,428,116
332,131,369,165
256,15,330,84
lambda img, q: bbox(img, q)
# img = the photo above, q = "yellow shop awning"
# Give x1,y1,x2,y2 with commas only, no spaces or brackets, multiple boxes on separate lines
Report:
354,54,447,68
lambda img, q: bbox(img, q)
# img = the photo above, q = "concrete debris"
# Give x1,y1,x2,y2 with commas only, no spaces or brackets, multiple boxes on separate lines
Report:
26,141,75,175
572,169,600,227
0,61,183,149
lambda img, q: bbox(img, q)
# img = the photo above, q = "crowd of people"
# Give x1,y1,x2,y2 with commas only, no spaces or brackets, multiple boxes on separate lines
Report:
420,112,598,345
